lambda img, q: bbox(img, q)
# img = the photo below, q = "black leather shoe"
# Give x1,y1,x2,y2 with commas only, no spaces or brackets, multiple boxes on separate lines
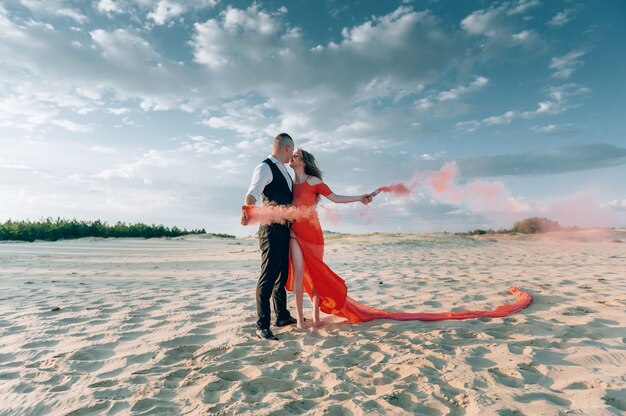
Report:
275,317,297,327
256,328,279,341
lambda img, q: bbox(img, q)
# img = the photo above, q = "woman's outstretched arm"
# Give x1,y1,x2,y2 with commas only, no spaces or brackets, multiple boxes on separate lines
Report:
307,176,374,205
326,193,372,204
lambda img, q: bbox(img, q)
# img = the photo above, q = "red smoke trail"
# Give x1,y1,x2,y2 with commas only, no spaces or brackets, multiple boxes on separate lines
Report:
374,162,532,219
243,163,611,229
378,182,413,196
242,205,318,226
374,162,612,228
319,206,343,224
426,162,457,195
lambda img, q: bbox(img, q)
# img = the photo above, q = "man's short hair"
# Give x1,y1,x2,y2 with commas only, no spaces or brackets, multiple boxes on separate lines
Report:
274,133,293,149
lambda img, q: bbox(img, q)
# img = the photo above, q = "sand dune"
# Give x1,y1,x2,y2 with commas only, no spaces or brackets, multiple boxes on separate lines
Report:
0,232,624,415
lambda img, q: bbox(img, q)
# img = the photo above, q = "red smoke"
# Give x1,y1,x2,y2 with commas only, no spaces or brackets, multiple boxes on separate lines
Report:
426,162,457,195
375,162,530,215
243,205,318,226
378,182,413,197
374,162,611,228
242,162,611,229
319,206,343,224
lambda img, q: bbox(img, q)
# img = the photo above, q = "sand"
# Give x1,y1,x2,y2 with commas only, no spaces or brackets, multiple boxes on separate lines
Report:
0,231,624,415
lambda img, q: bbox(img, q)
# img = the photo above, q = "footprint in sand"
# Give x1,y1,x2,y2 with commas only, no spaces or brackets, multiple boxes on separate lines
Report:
239,375,296,398
0,371,20,380
130,398,178,414
562,306,596,316
465,346,498,369
514,392,572,406
488,368,525,388
603,389,626,412
201,375,236,403
63,401,111,416
66,343,117,373
281,399,317,414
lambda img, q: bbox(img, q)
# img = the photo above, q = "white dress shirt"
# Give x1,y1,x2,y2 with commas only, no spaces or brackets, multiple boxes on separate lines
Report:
246,155,293,203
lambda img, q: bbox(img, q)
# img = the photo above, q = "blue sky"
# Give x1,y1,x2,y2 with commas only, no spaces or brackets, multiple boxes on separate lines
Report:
0,0,624,236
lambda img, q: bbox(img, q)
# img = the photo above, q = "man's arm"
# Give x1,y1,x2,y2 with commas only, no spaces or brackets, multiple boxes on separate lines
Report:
241,163,271,226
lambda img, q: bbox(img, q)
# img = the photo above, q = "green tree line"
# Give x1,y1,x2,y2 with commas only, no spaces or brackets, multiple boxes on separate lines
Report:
0,218,234,242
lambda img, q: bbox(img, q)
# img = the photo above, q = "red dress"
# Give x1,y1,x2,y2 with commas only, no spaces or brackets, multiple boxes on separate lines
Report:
285,181,533,323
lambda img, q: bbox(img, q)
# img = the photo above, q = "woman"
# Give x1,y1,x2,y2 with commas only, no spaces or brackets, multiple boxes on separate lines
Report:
287,148,372,329
285,148,532,330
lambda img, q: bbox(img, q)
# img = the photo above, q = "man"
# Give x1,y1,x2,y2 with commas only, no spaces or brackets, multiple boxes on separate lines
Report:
241,133,297,341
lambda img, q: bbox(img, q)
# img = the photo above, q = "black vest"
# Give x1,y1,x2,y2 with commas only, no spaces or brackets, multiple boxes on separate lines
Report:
261,158,293,206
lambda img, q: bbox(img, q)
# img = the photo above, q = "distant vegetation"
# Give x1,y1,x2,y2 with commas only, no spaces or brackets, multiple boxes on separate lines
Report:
512,217,563,234
460,217,568,236
0,218,235,242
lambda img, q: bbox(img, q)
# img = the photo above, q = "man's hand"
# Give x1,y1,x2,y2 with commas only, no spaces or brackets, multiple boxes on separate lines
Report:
240,205,249,226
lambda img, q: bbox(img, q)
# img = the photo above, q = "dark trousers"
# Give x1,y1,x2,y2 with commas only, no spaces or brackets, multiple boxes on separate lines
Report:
256,223,292,329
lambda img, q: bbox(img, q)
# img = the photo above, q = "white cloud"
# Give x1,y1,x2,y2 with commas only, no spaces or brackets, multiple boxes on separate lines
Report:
548,9,576,27
179,135,239,155
94,149,180,180
90,29,158,67
191,4,288,69
454,110,516,132
532,124,557,133
606,199,626,209
457,83,590,132
51,118,94,132
461,8,501,36
96,0,121,15
56,8,89,24
549,50,586,79
90,145,116,154
213,159,240,174
483,110,517,126
460,1,542,51
522,84,589,118
18,0,88,24
454,120,481,133
512,30,533,42
147,0,219,25
419,152,445,161
188,5,466,148
0,3,470,147
530,123,579,135
107,107,131,115
507,0,540,16
0,158,34,170
200,95,280,138
414,76,488,115
147,0,185,25
437,76,489,101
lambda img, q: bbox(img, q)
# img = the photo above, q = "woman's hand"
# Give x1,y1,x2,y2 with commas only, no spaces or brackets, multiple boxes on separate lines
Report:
359,194,373,205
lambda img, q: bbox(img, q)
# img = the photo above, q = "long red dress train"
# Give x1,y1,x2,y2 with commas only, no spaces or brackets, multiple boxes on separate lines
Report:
249,181,533,323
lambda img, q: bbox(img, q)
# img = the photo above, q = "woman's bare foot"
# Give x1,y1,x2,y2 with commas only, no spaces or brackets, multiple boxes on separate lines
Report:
312,320,322,328
295,321,306,330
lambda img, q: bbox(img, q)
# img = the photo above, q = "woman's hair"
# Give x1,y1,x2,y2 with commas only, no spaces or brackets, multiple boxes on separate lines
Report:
300,149,323,180
299,149,323,203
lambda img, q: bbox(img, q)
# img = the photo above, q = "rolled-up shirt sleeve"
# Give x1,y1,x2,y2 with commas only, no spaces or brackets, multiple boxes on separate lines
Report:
246,162,272,203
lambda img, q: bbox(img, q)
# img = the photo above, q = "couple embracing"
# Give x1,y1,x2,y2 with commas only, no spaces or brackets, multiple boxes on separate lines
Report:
241,133,533,342
241,133,376,341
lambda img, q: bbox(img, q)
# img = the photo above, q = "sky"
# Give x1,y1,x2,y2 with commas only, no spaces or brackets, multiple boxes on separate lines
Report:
0,0,624,237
